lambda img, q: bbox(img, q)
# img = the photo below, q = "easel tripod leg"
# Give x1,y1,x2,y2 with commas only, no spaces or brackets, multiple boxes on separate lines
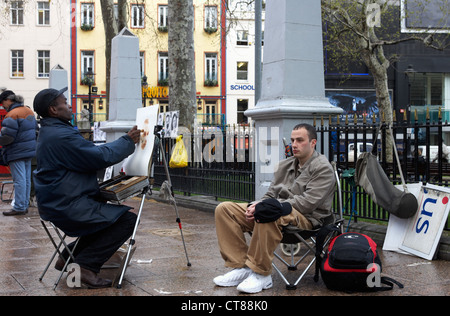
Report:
116,190,147,289
158,132,191,267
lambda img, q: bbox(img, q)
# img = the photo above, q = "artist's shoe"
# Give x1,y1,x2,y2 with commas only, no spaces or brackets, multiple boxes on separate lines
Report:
54,257,67,271
236,272,273,294
213,267,252,287
3,209,28,216
79,267,112,289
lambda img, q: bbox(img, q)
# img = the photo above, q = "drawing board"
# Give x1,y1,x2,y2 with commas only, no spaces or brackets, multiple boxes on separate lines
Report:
122,106,159,176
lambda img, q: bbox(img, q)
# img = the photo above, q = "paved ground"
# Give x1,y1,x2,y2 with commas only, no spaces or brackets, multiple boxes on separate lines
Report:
0,193,449,297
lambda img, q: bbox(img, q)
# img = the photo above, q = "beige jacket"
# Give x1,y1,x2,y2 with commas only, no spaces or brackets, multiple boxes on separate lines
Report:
261,151,336,228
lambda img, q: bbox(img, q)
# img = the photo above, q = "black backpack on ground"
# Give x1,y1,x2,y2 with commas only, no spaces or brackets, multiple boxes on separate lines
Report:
314,230,404,292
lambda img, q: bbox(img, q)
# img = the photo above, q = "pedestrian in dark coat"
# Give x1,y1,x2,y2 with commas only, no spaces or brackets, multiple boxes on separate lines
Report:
0,90,38,216
33,87,141,288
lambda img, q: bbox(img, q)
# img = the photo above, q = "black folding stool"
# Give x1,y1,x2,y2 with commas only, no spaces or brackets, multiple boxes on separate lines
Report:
272,162,344,290
39,219,80,290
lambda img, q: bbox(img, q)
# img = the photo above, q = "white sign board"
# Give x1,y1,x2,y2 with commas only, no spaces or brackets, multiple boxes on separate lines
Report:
398,184,450,260
383,183,422,255
122,106,159,176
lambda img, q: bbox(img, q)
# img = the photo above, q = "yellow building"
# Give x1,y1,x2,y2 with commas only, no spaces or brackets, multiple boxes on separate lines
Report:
72,0,226,125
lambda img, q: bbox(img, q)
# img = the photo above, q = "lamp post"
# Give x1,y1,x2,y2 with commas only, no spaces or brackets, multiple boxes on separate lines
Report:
404,64,416,121
404,64,418,160
85,67,95,123
142,75,148,107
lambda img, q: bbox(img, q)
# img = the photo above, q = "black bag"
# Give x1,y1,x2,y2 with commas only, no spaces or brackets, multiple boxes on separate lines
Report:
316,232,403,292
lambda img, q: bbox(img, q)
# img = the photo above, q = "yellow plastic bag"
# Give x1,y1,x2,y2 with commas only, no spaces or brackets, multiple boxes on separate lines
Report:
169,135,188,168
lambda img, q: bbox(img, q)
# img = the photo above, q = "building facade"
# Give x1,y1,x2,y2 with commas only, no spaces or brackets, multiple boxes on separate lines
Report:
71,0,226,126
1,0,449,135
324,1,450,144
0,0,72,107
225,0,264,125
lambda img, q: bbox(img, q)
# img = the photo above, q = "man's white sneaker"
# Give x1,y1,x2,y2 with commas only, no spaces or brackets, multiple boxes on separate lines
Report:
213,267,252,287
236,272,273,294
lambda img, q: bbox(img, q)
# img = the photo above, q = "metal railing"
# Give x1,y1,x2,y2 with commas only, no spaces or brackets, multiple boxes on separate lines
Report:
316,109,450,230
150,109,450,230
153,123,255,202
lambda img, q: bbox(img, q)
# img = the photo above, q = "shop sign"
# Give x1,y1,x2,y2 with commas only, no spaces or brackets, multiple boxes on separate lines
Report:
143,86,169,98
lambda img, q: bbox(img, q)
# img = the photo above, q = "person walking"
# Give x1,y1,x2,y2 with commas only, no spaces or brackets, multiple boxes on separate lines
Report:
0,90,38,216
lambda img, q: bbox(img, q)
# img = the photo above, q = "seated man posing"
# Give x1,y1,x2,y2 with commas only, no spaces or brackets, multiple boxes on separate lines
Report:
33,87,141,288
214,123,336,293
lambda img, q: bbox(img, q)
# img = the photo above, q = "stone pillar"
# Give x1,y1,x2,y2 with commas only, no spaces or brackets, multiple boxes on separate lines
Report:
245,0,342,199
101,28,142,175
49,64,69,99
101,27,142,142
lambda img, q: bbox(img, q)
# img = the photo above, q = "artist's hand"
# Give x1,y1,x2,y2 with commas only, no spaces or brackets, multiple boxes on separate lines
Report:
127,126,141,144
246,203,257,222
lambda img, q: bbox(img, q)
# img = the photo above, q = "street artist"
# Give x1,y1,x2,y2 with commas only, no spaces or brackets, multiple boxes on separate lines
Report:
33,87,141,289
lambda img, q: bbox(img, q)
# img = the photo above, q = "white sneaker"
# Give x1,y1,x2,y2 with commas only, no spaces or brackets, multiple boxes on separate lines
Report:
213,267,252,287
236,272,273,294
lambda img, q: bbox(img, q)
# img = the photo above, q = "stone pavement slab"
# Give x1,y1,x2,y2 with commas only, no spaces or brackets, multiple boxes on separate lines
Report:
0,195,448,297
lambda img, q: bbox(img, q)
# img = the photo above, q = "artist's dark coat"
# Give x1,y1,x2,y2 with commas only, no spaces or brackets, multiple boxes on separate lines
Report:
34,117,136,237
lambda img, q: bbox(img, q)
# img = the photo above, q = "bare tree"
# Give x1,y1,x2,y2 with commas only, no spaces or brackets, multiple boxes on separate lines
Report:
99,0,119,119
168,0,196,131
99,0,196,130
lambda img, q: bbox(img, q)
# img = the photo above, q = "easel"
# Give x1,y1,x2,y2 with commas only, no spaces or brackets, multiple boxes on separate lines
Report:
116,125,191,289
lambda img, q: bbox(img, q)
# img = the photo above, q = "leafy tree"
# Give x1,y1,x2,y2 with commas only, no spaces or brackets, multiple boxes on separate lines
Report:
322,0,450,159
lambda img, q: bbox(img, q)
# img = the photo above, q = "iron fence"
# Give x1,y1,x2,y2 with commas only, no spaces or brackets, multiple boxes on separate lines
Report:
318,110,450,231
153,124,255,202
151,111,449,231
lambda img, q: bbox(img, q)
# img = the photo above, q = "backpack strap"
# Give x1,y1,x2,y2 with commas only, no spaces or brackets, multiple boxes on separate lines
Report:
376,276,404,291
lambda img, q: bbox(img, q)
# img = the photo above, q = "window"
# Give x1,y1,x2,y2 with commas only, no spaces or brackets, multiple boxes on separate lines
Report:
81,51,94,83
237,99,249,124
159,5,168,28
410,73,444,106
37,1,50,26
158,52,169,85
11,50,24,78
131,4,145,28
205,53,217,85
10,1,24,25
205,6,217,29
81,3,94,27
205,100,218,125
237,62,248,80
401,0,450,34
159,100,169,114
113,4,119,23
236,30,249,46
37,50,50,78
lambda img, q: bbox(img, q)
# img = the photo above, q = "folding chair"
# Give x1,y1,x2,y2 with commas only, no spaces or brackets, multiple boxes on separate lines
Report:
1,180,14,202
39,219,80,290
272,162,344,290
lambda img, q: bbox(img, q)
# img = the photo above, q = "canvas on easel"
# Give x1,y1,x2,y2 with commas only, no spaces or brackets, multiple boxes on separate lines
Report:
122,106,159,176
